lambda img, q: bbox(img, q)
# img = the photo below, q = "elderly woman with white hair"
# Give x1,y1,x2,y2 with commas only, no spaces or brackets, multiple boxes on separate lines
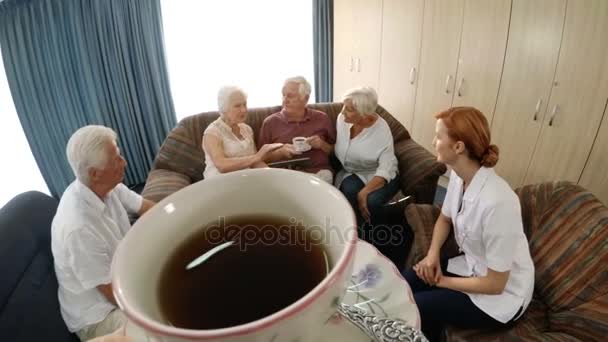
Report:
202,86,283,178
335,86,400,231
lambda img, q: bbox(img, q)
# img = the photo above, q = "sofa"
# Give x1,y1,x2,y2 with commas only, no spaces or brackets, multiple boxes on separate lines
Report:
405,181,608,341
0,191,78,341
141,102,447,204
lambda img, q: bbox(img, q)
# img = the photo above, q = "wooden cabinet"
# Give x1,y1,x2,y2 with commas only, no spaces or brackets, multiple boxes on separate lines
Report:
410,0,464,151
332,0,608,197
451,0,511,117
333,0,382,101
579,104,608,205
524,0,608,185
377,0,424,130
491,0,566,187
411,0,510,152
333,0,355,101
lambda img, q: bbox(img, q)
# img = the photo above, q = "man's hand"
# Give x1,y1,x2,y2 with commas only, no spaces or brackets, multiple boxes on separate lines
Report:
306,135,325,149
138,199,155,216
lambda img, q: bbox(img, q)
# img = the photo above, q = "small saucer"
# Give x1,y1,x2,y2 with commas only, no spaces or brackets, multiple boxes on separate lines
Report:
318,239,420,340
295,145,311,153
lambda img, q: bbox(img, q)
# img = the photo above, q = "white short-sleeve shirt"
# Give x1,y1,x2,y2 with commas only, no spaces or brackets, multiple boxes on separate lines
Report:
334,113,398,187
441,167,535,323
51,180,143,332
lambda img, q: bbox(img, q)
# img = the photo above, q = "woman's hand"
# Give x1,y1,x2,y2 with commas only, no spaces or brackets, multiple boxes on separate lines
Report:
256,143,284,161
413,252,441,286
357,189,371,222
274,144,301,160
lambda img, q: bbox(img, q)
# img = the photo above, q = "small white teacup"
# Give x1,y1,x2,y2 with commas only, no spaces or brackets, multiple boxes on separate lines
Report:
112,168,357,342
292,136,311,152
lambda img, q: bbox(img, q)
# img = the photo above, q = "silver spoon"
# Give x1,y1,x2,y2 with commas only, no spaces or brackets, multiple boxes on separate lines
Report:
338,303,428,342
186,241,235,270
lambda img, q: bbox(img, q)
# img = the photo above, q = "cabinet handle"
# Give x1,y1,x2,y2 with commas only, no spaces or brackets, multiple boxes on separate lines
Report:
409,67,417,85
349,57,354,72
445,75,452,94
548,105,559,126
533,98,542,121
457,78,464,97
356,58,361,72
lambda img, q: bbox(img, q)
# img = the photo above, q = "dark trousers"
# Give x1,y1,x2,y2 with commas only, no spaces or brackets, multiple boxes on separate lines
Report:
339,175,410,267
402,259,511,342
339,174,401,229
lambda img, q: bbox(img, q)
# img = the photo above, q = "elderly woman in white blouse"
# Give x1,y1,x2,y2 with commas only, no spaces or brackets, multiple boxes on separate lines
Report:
334,86,400,230
202,86,282,179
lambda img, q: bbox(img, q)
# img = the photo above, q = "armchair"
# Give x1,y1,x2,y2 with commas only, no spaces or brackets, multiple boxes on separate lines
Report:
404,181,608,341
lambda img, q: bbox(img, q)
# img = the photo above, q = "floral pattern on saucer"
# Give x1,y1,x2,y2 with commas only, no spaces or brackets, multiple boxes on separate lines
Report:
320,239,420,341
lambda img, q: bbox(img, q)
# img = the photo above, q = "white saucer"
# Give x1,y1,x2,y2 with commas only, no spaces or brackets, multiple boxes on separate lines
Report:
318,239,421,340
295,145,311,153
125,240,420,341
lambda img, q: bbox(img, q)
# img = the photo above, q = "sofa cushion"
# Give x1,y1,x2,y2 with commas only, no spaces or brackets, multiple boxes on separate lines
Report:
0,191,77,341
445,298,551,341
516,182,608,312
548,292,608,341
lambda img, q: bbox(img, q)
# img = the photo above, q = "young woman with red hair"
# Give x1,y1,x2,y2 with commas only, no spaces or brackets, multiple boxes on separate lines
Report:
402,107,535,341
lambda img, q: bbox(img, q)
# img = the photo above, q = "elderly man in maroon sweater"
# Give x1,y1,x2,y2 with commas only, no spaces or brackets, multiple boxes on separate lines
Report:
258,76,336,183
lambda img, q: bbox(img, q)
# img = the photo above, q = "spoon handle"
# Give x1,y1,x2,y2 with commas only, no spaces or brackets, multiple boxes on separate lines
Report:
338,303,428,342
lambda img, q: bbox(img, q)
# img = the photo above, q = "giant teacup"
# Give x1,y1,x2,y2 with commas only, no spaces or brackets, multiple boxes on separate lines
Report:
112,168,357,341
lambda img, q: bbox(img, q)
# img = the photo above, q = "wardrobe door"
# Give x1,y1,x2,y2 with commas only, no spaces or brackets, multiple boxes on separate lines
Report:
525,0,608,185
491,0,566,188
579,104,608,206
411,0,464,151
333,0,355,101
350,0,383,91
377,0,424,130
451,0,511,120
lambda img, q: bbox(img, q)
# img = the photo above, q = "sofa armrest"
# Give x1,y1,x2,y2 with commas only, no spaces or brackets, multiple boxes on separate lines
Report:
404,204,440,266
141,169,192,203
404,204,459,267
394,139,446,204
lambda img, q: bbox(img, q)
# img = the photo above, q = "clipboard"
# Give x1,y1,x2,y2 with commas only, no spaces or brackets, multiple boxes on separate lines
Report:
267,157,311,170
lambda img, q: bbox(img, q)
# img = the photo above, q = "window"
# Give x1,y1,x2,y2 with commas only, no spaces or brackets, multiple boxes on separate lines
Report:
161,0,315,121
0,50,50,207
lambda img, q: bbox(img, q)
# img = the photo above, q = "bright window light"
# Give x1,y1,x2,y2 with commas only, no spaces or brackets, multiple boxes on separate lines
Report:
0,50,50,206
161,0,315,121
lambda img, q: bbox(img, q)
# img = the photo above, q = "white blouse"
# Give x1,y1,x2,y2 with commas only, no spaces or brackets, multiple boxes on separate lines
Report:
334,113,398,188
442,167,535,323
202,118,256,179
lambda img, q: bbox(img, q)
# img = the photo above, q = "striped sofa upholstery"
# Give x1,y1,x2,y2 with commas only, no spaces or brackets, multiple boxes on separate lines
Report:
404,181,608,341
142,102,446,203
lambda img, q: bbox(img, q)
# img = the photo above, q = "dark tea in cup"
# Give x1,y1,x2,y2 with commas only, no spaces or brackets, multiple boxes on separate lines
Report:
158,214,330,330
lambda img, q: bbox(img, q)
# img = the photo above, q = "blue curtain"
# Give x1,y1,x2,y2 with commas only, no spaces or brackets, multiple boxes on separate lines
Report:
0,0,177,198
313,0,333,103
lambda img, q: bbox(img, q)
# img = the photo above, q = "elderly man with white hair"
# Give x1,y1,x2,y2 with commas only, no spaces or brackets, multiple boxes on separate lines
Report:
202,86,283,178
334,86,399,232
51,125,155,341
258,76,336,183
